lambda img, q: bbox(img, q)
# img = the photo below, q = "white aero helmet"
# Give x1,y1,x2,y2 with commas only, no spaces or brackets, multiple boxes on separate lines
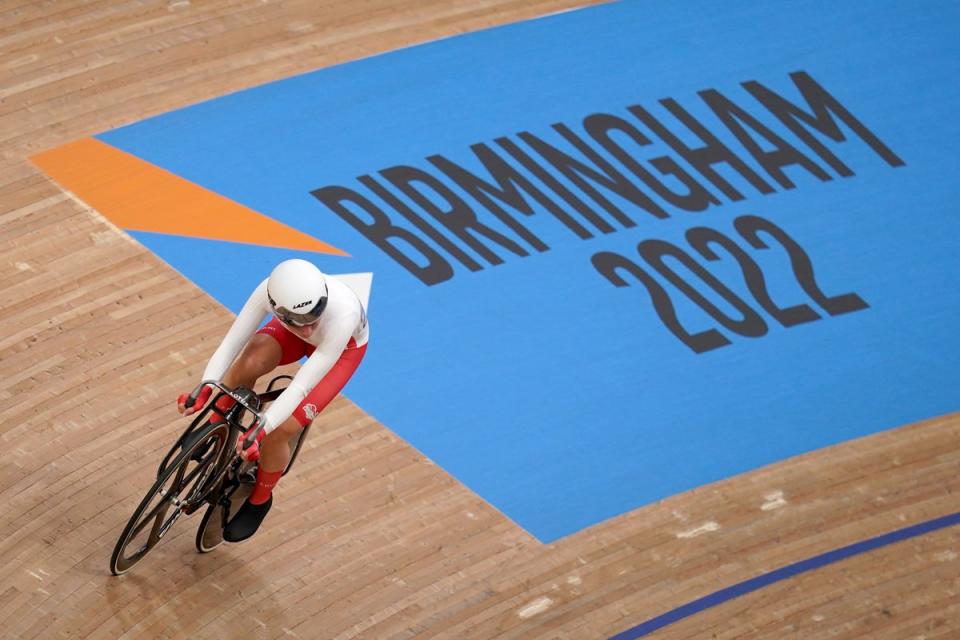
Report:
267,259,329,326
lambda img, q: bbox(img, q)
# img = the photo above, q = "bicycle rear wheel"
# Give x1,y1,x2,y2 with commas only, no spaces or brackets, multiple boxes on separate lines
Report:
195,463,256,553
110,421,229,575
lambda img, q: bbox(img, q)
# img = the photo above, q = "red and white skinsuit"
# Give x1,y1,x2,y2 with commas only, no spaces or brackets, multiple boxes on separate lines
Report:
201,274,369,436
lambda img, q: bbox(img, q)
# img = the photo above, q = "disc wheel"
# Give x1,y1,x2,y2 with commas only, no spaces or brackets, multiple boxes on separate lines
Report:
110,422,229,575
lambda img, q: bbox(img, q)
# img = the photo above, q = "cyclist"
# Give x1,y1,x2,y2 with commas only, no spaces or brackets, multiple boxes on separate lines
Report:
177,258,369,541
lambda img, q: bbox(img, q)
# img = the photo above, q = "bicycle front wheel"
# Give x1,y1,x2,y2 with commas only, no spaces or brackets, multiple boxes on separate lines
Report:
110,421,230,575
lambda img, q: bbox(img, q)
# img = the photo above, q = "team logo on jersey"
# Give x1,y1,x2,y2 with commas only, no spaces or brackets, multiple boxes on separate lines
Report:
303,403,319,421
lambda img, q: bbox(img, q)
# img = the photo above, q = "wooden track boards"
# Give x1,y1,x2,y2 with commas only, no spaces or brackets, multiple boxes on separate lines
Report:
1,1,957,638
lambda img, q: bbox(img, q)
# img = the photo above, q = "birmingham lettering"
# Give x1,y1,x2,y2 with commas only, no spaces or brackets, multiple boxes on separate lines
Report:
310,71,904,286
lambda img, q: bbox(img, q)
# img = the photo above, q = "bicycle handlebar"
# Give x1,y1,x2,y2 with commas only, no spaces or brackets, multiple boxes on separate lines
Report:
189,380,268,449
183,384,204,410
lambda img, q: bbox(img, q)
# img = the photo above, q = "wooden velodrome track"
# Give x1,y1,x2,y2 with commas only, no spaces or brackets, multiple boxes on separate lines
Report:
1,1,958,638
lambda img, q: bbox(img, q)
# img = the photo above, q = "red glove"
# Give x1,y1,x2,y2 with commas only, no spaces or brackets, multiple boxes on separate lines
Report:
178,385,213,416
236,426,266,462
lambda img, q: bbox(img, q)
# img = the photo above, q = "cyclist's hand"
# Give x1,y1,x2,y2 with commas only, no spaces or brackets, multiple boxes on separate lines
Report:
177,385,212,416
236,426,266,462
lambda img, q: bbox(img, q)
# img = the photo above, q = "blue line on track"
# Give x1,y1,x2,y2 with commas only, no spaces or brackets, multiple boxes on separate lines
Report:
609,511,960,639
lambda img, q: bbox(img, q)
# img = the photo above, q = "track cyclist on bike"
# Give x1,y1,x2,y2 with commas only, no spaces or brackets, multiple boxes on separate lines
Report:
177,259,369,542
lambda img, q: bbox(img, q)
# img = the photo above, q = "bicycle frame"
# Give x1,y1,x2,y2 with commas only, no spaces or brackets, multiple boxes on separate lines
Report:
111,376,301,574
160,380,284,470
157,378,293,505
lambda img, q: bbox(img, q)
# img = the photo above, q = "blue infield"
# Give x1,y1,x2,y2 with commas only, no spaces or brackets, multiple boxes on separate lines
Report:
92,0,958,542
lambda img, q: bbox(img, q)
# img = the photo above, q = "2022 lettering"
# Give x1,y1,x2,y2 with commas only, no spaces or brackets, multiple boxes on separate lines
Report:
591,215,869,353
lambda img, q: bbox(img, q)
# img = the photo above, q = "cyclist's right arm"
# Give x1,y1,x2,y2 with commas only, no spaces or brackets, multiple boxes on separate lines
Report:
201,278,271,381
179,279,271,414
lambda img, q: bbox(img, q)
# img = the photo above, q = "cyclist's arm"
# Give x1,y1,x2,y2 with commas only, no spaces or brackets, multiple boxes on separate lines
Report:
201,278,271,382
258,311,359,434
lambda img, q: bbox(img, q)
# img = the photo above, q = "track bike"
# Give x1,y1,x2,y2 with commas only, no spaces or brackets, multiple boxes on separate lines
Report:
109,377,309,576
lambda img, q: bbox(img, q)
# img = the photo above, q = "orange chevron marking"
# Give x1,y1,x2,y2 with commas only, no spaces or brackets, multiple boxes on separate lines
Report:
30,137,348,256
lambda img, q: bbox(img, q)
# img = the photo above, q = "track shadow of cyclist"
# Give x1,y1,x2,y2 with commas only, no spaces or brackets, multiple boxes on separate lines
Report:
101,537,277,632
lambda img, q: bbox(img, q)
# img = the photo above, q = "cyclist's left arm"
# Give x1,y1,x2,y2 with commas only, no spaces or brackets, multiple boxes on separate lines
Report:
258,312,359,435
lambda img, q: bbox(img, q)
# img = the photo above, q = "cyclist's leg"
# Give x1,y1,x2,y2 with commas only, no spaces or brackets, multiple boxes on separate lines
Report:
225,342,367,542
235,415,301,510
182,332,282,458
258,416,303,474
214,319,306,417
188,334,283,444
222,334,284,389
291,341,368,425
187,322,298,460
257,339,368,471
